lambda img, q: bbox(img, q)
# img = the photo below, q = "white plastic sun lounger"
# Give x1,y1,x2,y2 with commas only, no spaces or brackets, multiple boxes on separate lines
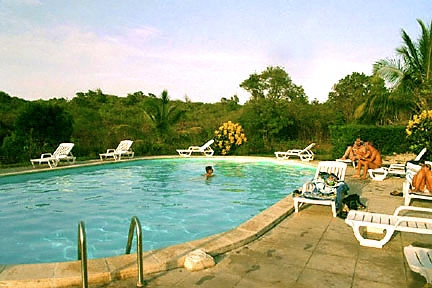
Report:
402,180,432,206
30,143,76,168
335,158,357,168
404,245,432,284
345,206,432,248
400,156,432,205
293,161,347,217
176,139,215,157
369,148,427,181
368,165,407,181
274,143,315,161
99,140,134,161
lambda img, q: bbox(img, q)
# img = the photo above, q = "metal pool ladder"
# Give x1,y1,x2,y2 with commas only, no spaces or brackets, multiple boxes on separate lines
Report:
125,216,145,287
77,221,88,288
77,217,144,287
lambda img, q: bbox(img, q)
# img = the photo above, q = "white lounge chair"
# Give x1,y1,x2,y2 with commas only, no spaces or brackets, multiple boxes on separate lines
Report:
368,165,407,181
336,158,356,168
176,139,215,157
402,178,432,206
30,143,76,168
404,245,432,284
399,152,432,205
293,161,348,217
369,148,427,181
345,206,432,248
99,140,134,161
274,143,315,161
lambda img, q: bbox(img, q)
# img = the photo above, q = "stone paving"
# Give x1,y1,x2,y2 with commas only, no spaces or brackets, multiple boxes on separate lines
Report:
106,167,432,288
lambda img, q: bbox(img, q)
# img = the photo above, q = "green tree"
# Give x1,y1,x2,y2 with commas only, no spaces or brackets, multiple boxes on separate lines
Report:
0,91,27,145
1,101,73,163
74,89,107,108
327,72,372,123
15,101,73,147
220,95,240,110
239,66,310,151
373,19,432,111
240,66,308,103
146,90,185,134
353,75,409,125
240,98,296,151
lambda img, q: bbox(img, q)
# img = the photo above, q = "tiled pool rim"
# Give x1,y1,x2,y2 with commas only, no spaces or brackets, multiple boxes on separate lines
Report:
0,156,313,288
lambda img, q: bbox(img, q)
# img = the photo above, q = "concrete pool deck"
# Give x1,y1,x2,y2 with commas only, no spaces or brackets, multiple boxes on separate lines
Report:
1,158,432,287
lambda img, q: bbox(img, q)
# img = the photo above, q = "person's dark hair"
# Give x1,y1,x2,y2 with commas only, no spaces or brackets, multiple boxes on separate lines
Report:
205,166,213,172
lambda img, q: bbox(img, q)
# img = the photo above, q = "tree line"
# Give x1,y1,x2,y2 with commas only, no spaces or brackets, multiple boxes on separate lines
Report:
1,18,431,165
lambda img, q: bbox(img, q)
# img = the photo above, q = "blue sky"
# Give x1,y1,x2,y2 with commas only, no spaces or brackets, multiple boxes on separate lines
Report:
1,0,431,104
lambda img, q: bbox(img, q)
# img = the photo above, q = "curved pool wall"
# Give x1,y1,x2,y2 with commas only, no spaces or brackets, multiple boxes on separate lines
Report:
0,156,315,287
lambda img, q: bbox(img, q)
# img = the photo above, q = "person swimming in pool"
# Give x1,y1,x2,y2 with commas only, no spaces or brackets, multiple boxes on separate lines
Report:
204,166,214,178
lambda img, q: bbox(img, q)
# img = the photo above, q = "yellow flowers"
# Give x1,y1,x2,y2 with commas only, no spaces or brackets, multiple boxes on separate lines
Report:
406,110,432,151
214,121,247,155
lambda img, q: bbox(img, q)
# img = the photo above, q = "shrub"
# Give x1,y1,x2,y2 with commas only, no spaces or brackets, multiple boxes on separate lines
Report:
214,121,247,155
406,110,432,154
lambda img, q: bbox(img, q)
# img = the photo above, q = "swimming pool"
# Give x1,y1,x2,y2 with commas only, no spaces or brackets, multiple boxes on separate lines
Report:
0,157,314,264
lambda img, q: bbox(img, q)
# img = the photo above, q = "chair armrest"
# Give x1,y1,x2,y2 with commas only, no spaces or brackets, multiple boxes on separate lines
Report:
394,205,432,216
41,153,53,158
188,146,200,150
106,149,115,153
389,163,405,169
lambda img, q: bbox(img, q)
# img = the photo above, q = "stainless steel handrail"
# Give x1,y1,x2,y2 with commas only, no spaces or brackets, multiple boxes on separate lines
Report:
125,216,144,287
77,221,88,288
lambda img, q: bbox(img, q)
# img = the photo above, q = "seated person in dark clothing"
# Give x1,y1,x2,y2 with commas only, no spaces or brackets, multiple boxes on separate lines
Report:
294,172,350,212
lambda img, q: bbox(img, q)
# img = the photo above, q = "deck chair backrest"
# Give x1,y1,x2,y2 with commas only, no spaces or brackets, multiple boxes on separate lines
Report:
314,161,347,181
202,139,214,150
116,140,133,152
415,148,427,161
52,143,74,157
302,143,316,152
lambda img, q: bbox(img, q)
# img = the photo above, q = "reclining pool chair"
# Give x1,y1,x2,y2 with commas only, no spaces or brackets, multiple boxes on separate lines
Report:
99,140,134,161
176,139,215,157
345,205,432,248
369,148,427,181
274,143,315,161
30,143,76,168
293,161,348,217
398,155,432,206
335,158,357,168
404,245,432,284
402,173,432,206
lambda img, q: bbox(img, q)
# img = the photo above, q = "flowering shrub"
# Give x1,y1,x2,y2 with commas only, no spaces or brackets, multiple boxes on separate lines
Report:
406,110,432,152
214,121,247,155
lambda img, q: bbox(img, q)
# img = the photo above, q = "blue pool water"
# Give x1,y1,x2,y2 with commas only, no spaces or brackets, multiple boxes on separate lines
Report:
0,158,314,264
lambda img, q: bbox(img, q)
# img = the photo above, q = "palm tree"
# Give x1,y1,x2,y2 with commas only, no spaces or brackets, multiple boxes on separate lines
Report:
373,19,432,112
146,90,184,134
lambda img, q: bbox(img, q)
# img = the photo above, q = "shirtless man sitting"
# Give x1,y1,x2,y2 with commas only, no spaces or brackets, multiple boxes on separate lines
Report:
340,138,364,162
353,142,382,180
412,164,432,193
